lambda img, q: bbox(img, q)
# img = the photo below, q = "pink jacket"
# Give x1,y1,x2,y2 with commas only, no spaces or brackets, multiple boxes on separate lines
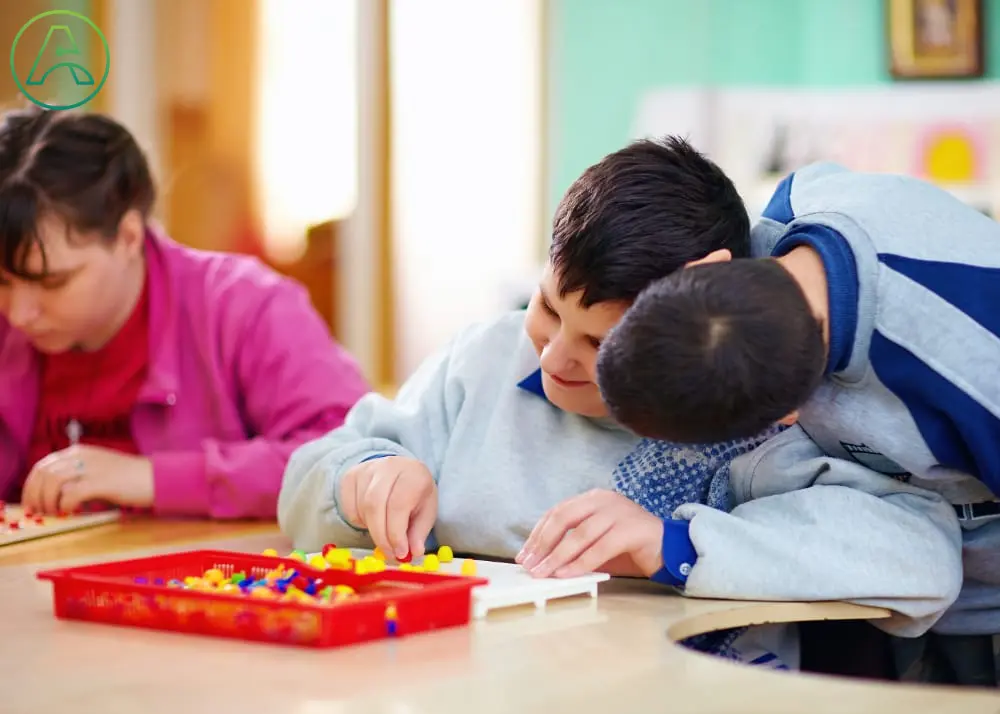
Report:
0,228,370,518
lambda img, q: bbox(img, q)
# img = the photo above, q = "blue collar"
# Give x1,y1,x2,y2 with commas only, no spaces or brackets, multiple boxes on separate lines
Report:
772,225,858,375
517,368,548,400
516,367,627,433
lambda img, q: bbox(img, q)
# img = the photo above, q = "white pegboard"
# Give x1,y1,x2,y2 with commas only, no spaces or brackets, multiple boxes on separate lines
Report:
312,548,609,618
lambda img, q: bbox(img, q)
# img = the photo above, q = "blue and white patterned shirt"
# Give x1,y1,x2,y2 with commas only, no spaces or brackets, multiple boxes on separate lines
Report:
612,427,792,668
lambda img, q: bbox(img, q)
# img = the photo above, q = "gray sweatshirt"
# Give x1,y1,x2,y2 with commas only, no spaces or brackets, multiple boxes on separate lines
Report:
278,311,641,557
670,162,1000,637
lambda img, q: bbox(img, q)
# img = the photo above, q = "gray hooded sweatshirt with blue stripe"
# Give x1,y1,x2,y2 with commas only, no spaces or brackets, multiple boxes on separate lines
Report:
667,162,1000,637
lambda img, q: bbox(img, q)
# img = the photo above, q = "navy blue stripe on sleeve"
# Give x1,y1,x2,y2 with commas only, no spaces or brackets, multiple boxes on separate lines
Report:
761,172,796,224
870,330,1000,495
879,253,1000,341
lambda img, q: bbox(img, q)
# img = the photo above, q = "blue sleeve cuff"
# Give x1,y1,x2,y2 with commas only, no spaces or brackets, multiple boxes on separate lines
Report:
359,453,395,464
650,519,697,587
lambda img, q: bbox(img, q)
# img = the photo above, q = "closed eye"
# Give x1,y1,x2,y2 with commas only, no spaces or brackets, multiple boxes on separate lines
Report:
540,295,558,318
40,277,69,290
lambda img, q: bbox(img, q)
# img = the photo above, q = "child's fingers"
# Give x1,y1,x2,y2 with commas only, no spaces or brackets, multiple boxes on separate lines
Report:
553,530,626,579
516,511,550,564
363,469,401,559
407,492,438,559
338,465,368,530
528,512,614,579
384,473,427,560
519,495,597,570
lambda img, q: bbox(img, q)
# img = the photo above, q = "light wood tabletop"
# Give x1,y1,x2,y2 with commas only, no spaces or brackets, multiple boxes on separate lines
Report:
3,522,1000,713
0,515,279,567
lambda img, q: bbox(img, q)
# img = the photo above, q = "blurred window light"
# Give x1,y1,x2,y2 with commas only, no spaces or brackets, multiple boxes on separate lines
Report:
389,0,543,376
254,0,358,261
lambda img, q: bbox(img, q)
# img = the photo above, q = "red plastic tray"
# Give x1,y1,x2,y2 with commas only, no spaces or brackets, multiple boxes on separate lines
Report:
36,549,488,648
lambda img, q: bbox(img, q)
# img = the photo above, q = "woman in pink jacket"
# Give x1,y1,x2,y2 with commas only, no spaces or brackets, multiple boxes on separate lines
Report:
0,106,370,519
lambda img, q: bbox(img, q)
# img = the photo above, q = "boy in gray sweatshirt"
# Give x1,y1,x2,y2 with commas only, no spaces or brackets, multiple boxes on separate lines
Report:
279,138,798,667
573,160,999,685
279,137,755,566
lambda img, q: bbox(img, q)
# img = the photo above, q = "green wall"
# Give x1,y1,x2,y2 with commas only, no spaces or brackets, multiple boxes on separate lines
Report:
548,0,1000,215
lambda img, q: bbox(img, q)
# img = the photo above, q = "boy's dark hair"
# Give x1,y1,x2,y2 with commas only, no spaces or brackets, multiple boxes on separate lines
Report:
0,105,155,279
549,135,750,307
596,259,826,443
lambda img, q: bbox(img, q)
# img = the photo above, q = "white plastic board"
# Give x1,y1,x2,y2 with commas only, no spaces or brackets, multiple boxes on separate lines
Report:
309,548,609,618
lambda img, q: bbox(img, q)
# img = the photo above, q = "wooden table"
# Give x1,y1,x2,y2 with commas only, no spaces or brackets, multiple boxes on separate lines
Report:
0,516,278,567
3,521,999,713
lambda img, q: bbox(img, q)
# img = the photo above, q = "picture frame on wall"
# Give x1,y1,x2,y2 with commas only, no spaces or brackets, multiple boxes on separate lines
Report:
887,0,984,79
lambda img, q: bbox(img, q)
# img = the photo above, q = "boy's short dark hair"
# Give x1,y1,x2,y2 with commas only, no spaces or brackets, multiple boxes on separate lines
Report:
596,259,826,443
0,105,155,280
549,135,750,307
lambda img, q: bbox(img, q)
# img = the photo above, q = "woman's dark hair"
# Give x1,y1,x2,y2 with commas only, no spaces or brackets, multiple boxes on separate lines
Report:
0,105,155,279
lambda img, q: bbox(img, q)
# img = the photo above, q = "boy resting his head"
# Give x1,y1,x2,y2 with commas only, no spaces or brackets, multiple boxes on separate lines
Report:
279,137,761,571
584,161,999,685
281,137,799,669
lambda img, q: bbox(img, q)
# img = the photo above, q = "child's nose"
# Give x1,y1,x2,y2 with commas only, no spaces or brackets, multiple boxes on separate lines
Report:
539,333,574,373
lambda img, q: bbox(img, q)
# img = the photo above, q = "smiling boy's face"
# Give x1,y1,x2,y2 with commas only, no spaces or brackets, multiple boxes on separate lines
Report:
523,264,630,418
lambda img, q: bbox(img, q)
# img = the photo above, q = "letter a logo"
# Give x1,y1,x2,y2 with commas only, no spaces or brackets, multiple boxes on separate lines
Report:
26,25,94,88
10,10,110,110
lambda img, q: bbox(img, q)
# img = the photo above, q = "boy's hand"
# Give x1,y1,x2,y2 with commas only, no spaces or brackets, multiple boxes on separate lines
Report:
339,456,437,561
517,489,664,579
21,445,154,515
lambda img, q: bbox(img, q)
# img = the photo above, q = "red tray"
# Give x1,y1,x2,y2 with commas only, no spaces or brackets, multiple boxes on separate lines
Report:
36,549,487,648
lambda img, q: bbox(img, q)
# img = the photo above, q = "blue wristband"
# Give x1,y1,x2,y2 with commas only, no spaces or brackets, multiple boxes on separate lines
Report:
359,453,395,464
650,519,697,588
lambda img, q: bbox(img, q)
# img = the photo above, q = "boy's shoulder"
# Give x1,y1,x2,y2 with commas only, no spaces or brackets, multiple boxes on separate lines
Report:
387,310,546,434
448,309,529,350
444,310,537,378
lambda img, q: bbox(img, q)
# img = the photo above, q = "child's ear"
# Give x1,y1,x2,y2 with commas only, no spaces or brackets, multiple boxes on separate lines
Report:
685,248,732,268
777,411,799,427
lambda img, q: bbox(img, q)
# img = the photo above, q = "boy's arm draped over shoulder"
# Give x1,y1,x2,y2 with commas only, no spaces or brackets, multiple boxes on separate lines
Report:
278,327,468,551
153,280,369,519
668,425,963,638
